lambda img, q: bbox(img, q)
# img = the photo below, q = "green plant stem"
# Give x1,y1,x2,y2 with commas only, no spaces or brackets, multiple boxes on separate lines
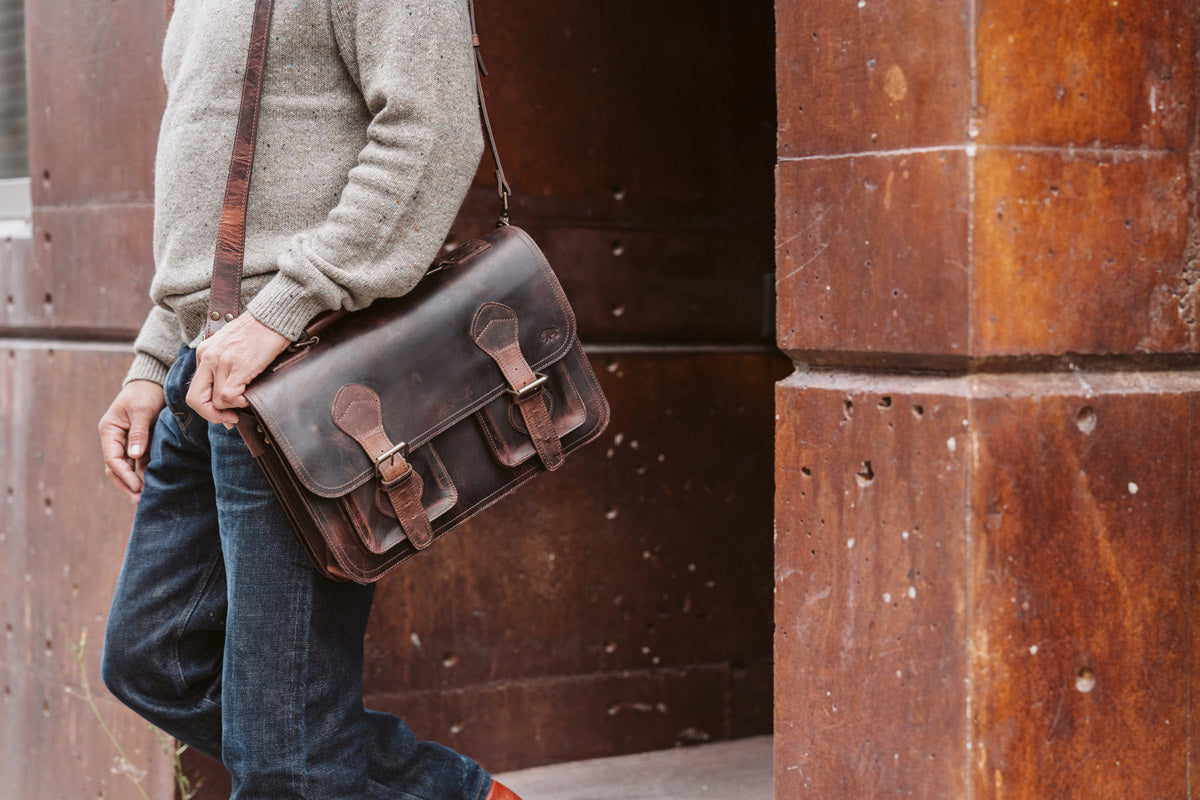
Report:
71,631,150,800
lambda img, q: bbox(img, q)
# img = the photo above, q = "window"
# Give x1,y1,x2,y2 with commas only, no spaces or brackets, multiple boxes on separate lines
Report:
0,0,27,234
0,0,27,179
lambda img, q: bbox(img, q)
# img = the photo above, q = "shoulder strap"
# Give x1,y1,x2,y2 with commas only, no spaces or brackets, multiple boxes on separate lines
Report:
206,0,275,338
207,0,513,338
467,0,513,225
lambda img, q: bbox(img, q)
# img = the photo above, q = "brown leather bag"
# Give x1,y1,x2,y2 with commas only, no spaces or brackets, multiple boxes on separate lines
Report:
208,0,609,583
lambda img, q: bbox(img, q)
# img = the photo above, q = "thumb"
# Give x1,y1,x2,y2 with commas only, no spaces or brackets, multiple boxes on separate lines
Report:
125,406,157,459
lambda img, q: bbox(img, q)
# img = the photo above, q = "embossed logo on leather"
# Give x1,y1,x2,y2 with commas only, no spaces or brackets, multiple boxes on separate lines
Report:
539,327,561,344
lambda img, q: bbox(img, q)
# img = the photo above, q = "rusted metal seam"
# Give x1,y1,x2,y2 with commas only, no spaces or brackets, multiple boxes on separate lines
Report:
364,662,760,700
454,214,774,235
1189,14,1200,799
1187,391,1195,800
29,200,155,212
781,369,1200,398
780,143,1181,164
965,0,979,792
585,344,780,355
0,337,135,351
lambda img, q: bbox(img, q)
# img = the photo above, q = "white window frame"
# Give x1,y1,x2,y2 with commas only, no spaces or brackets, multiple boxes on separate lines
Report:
0,176,30,238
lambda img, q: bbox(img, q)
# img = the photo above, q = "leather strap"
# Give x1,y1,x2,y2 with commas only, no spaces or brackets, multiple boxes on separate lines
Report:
205,0,275,338
471,303,565,471
466,0,513,223
208,0,514,340
331,384,434,550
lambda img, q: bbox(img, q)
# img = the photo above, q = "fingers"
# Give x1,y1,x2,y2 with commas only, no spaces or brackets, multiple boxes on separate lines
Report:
186,358,239,425
125,402,159,462
98,380,165,500
189,314,290,423
99,418,143,498
104,464,141,503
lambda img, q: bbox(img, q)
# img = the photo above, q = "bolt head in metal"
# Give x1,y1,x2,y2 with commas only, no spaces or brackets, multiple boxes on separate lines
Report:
210,311,220,321
225,313,234,322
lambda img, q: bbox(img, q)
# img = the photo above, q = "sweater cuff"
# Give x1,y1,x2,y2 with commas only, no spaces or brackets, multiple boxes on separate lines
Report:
123,352,172,387
246,272,335,341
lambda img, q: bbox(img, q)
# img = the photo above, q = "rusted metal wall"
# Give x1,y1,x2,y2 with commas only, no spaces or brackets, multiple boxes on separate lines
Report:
2,0,778,797
0,1,176,798
775,1,1200,798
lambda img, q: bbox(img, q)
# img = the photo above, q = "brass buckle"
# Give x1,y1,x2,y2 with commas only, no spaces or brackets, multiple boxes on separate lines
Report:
373,441,409,478
496,189,511,228
506,372,548,400
287,335,319,352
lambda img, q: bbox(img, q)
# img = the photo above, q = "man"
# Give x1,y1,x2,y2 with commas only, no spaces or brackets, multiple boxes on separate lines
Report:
96,2,522,797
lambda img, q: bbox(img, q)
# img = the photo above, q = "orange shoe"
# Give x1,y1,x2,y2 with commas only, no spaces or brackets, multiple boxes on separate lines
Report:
486,780,523,800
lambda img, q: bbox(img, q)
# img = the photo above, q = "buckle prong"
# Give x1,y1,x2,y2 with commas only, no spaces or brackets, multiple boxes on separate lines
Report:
506,372,548,400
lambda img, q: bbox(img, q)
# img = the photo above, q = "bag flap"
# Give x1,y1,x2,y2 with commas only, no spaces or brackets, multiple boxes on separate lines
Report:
245,225,577,498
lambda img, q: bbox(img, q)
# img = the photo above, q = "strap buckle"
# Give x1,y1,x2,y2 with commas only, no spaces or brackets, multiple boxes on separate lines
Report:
496,188,511,228
373,440,410,479
505,372,548,400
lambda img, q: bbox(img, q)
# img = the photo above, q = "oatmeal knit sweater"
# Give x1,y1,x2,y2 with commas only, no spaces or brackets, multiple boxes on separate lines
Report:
126,0,484,385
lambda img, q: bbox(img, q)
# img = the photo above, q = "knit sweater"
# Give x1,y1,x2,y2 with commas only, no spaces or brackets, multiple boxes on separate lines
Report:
125,0,484,385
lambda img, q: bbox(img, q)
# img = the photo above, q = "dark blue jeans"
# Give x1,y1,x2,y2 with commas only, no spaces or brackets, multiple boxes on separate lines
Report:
102,346,492,800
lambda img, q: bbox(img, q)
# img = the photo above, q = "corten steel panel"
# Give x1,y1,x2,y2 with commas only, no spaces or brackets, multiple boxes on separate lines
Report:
2,667,177,800
448,211,774,346
776,151,970,363
363,353,785,689
0,205,154,337
1,344,173,799
25,0,166,207
775,375,970,800
976,0,1198,150
973,149,1195,356
968,378,1193,800
470,1,774,223
539,227,773,346
371,664,736,773
0,234,31,325
776,0,970,157
183,662,749,794
1192,394,1200,800
457,0,777,347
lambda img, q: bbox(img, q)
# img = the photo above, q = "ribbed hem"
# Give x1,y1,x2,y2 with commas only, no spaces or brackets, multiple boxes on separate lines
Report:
246,272,334,341
123,353,172,387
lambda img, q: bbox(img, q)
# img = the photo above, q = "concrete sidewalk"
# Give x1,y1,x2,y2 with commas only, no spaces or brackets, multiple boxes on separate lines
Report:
495,736,773,800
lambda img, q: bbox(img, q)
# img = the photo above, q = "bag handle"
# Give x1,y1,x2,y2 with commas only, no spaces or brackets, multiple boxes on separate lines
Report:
207,0,513,338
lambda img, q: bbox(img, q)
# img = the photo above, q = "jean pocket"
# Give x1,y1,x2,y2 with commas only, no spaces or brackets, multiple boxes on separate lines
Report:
163,346,202,439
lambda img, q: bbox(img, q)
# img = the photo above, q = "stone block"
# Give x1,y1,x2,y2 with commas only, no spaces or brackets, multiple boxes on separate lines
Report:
776,151,970,363
976,1,1198,149
972,148,1195,356
777,0,970,157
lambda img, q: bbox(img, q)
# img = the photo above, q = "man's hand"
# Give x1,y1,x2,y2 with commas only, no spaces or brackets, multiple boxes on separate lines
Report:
99,380,166,501
186,313,291,425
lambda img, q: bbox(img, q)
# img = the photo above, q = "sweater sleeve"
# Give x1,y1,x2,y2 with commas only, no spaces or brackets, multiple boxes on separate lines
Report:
123,305,183,386
246,0,485,340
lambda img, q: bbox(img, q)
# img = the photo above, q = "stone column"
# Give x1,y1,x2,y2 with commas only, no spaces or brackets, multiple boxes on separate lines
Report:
775,2,1199,798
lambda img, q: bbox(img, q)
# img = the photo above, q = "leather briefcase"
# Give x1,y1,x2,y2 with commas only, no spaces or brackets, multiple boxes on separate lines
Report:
236,224,609,582
210,0,609,582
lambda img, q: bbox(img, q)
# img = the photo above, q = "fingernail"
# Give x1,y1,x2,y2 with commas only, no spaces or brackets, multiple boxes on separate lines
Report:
128,444,143,458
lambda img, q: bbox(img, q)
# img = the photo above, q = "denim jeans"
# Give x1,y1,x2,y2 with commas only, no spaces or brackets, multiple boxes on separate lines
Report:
102,346,493,800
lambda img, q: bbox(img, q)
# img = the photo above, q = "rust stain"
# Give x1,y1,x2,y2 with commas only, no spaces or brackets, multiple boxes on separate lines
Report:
883,64,908,102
